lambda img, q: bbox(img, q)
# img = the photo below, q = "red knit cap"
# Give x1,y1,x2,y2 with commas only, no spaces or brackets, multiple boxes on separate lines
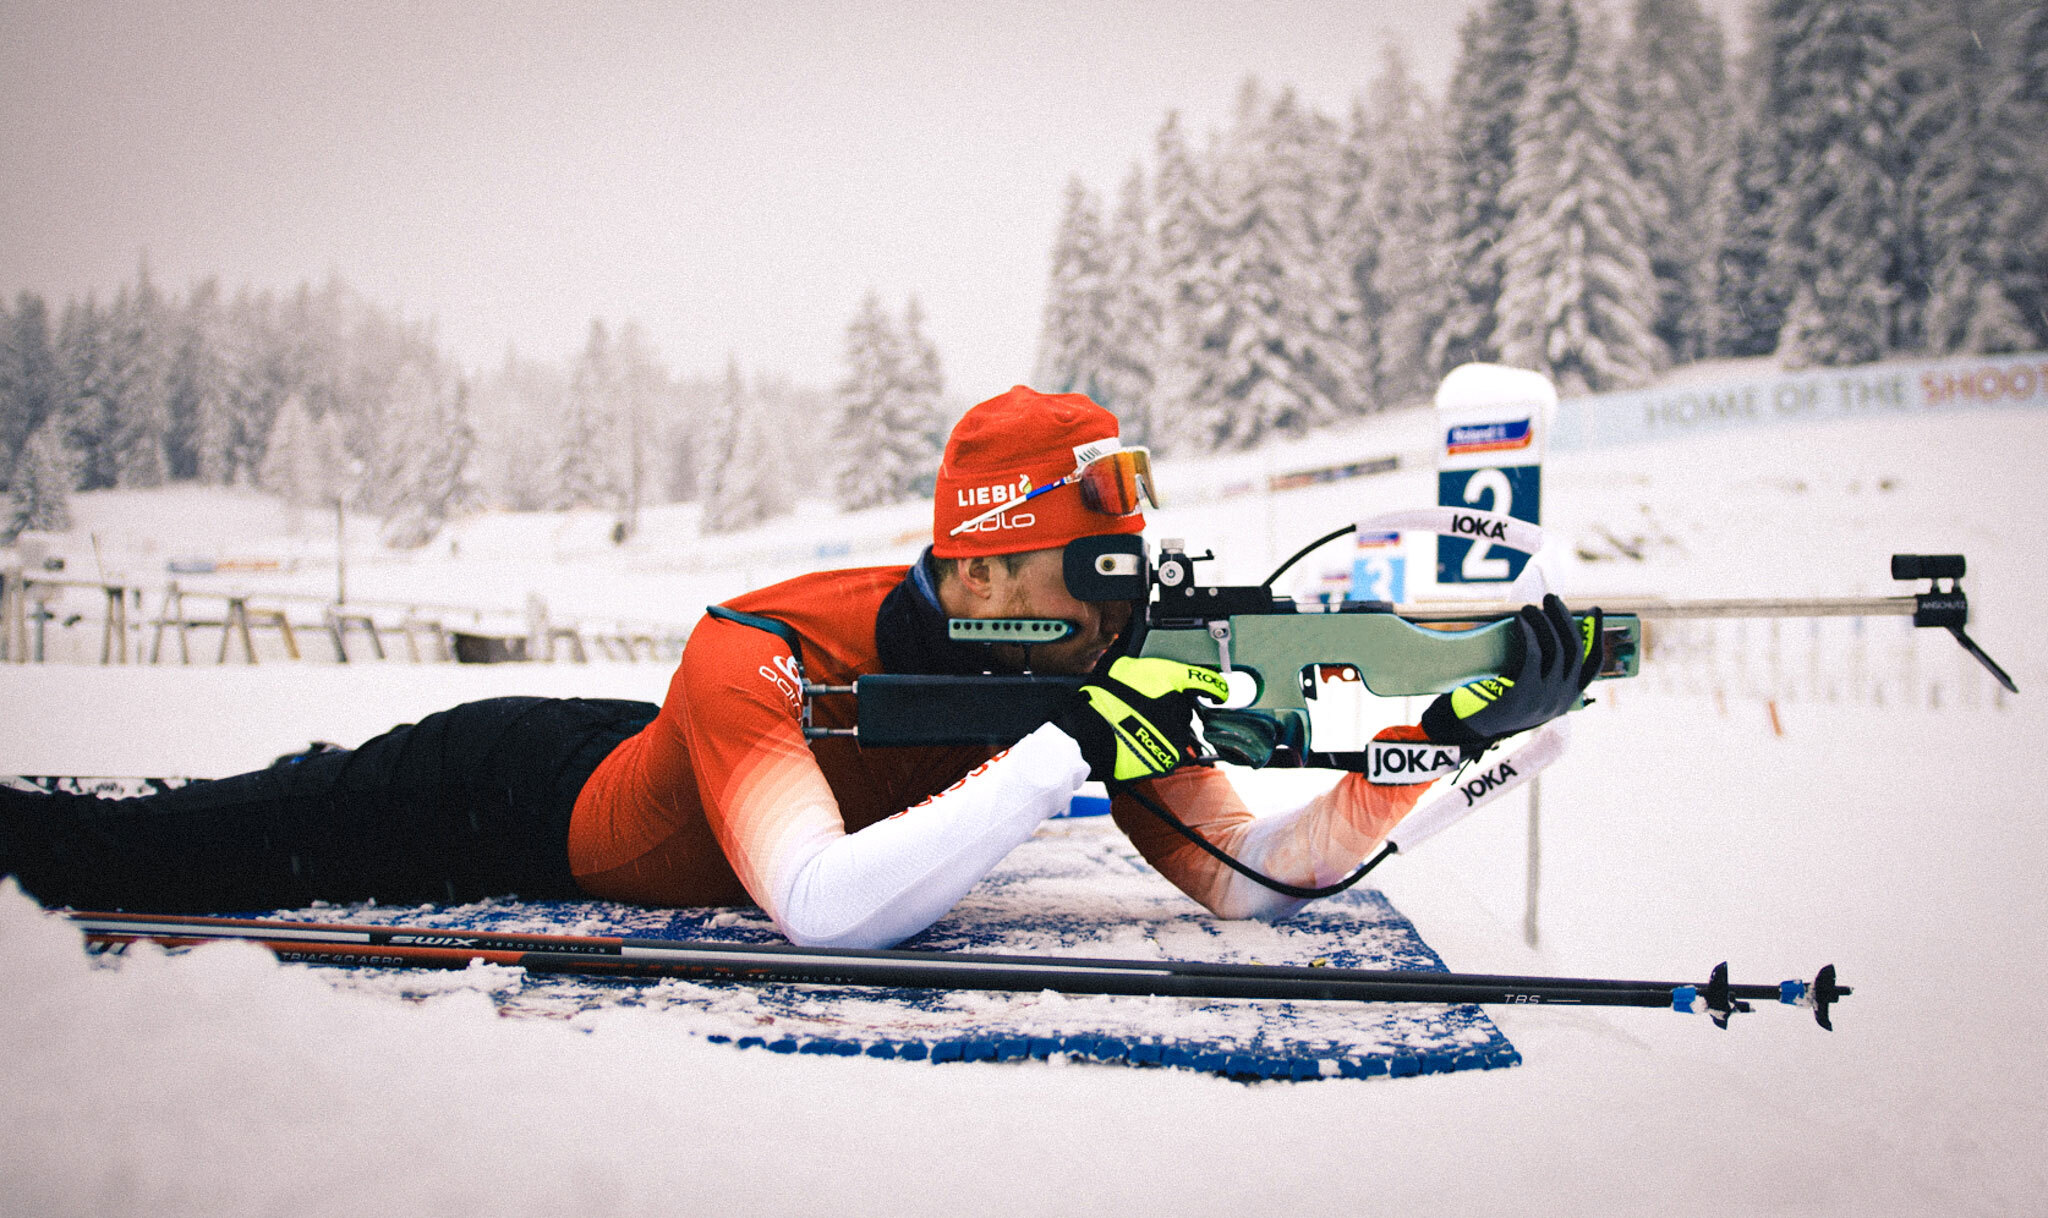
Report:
931,385,1146,558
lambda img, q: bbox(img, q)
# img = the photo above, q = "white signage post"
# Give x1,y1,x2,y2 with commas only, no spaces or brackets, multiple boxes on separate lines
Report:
1432,363,1558,948
1433,363,1556,591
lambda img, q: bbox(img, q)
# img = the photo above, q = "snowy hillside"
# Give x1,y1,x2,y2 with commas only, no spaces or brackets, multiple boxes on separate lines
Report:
3,365,2046,1216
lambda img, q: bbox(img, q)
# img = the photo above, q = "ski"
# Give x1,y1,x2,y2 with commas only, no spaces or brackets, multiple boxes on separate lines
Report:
68,911,1848,1028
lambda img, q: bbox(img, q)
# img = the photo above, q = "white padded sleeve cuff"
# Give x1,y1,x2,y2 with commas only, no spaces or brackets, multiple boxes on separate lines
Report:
770,724,1090,949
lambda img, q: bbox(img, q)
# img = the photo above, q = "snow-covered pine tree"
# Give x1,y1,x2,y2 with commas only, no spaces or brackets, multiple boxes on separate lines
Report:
2001,0,2048,345
1496,0,1667,394
0,294,60,487
1149,110,1220,453
1182,82,1365,448
1096,166,1161,446
1428,0,1542,376
216,288,301,488
832,293,946,511
55,296,119,492
833,292,908,511
1033,178,1115,405
703,360,790,534
1714,104,1786,359
378,370,479,550
467,351,550,511
210,291,263,488
366,361,439,528
287,279,362,437
611,321,668,538
106,266,172,489
1899,0,2043,354
40,265,176,493
1758,0,1906,367
1618,0,1737,363
1333,100,1380,396
3,416,80,540
550,320,623,511
162,279,232,483
662,372,719,506
258,393,322,506
896,296,948,495
1351,46,1448,408
437,379,482,530
310,281,443,515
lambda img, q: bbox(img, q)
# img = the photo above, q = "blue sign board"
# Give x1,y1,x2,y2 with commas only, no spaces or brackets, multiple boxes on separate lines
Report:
1436,466,1540,583
1350,554,1406,604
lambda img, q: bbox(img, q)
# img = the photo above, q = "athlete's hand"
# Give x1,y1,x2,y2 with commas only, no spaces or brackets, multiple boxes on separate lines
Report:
1420,595,1601,756
1055,657,1229,783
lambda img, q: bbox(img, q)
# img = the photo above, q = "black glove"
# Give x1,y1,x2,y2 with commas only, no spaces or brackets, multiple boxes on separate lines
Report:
1420,595,1601,755
1054,657,1229,783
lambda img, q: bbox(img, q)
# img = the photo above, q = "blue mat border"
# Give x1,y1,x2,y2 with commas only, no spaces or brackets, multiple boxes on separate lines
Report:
703,1029,1522,1080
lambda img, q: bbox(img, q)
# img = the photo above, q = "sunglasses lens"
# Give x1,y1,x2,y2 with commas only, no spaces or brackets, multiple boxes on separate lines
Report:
1128,450,1159,508
1077,449,1158,516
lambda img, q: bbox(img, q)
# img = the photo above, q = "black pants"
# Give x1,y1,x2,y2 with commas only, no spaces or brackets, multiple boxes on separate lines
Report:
0,697,658,913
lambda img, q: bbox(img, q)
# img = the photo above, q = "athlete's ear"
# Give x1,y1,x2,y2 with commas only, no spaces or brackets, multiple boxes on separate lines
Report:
952,555,999,603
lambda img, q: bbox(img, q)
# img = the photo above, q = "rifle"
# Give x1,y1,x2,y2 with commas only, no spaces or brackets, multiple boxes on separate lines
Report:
798,507,2015,759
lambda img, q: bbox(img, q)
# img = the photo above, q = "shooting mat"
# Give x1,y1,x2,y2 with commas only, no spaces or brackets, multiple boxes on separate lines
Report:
222,814,1520,1081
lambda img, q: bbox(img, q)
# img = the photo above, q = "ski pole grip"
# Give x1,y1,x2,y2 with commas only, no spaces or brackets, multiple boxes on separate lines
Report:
1892,554,1965,582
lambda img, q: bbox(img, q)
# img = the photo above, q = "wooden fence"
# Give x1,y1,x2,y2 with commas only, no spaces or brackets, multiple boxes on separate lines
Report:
0,570,688,667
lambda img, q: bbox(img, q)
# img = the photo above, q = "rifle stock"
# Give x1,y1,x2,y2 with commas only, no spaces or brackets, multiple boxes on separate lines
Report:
791,521,2009,753
808,607,1636,753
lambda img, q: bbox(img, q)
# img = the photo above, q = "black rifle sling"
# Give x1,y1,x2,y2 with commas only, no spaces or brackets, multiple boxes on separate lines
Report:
1115,780,1390,900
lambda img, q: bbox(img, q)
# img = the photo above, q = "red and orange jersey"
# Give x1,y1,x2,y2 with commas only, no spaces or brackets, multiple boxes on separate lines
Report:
570,565,992,906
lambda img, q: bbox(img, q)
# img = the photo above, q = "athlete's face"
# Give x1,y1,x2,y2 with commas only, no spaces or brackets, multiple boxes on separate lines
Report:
968,546,1133,675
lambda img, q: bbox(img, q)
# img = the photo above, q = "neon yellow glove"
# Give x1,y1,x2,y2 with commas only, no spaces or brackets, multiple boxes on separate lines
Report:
1055,657,1229,783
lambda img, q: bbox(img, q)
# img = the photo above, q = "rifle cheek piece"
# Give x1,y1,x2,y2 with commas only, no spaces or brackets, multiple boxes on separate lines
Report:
1064,534,1149,602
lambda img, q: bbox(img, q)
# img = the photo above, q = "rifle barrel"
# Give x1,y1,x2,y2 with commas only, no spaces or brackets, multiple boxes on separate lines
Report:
1396,594,1920,622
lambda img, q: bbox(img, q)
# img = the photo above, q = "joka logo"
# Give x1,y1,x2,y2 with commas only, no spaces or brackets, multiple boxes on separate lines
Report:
1458,759,1520,806
957,474,1033,508
1117,715,1178,772
1450,513,1509,541
1365,741,1464,785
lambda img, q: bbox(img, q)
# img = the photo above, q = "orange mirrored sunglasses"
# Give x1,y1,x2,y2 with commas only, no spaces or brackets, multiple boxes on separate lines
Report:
946,445,1161,538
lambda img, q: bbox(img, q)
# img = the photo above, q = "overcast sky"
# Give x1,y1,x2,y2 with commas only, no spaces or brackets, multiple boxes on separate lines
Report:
1,0,1745,401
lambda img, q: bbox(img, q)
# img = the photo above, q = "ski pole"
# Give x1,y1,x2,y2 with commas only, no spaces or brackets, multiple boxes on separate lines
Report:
68,911,1848,1027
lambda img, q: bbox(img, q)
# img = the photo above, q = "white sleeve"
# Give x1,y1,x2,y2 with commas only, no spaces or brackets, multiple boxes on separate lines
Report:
1111,765,1427,922
768,724,1090,949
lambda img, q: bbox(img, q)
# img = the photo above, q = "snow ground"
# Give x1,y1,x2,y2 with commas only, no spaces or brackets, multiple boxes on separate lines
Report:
4,376,2046,1216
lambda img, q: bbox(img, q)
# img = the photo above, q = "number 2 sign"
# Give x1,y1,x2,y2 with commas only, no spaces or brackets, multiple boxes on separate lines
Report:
1436,465,1540,582
1433,364,1553,586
